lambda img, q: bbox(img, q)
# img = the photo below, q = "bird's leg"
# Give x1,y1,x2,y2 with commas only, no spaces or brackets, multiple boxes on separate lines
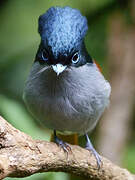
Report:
85,133,101,169
53,130,71,153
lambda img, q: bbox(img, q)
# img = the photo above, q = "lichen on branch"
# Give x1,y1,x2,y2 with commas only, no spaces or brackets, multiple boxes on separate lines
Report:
0,116,134,180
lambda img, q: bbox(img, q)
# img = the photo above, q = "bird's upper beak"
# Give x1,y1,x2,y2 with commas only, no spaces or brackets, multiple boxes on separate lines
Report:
52,64,67,76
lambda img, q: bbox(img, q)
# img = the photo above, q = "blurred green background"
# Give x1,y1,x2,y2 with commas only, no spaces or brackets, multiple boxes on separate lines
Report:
0,0,135,179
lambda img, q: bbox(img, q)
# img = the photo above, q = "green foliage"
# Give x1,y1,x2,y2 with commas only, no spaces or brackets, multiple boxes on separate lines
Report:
5,172,69,180
123,144,135,173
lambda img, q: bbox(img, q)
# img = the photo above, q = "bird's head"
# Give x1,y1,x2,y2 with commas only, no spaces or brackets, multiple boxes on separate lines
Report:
35,6,93,75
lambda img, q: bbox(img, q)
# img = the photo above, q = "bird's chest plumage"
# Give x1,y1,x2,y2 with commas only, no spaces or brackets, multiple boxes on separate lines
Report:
24,63,111,134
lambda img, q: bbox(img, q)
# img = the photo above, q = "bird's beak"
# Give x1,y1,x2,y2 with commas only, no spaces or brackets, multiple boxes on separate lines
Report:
52,64,67,76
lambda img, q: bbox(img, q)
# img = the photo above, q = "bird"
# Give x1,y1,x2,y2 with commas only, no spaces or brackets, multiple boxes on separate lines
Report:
23,6,111,168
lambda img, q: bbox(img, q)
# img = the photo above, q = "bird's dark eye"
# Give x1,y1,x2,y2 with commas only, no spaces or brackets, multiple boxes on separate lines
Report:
71,52,79,64
41,50,48,61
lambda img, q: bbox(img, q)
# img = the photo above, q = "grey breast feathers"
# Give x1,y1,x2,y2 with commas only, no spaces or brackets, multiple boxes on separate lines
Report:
23,62,111,134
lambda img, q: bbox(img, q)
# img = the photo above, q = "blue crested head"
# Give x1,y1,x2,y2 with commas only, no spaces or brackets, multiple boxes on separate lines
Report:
38,6,88,59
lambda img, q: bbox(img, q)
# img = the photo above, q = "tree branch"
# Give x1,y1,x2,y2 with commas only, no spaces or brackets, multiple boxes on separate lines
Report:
0,116,134,180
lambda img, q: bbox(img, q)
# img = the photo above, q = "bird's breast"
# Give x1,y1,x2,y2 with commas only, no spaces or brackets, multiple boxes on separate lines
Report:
23,62,111,134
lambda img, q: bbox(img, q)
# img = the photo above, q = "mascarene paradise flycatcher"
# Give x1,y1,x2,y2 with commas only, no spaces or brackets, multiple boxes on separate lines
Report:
23,6,111,168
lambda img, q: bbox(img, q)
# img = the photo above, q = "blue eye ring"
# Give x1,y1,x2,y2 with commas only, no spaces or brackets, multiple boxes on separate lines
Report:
71,52,80,64
41,50,48,61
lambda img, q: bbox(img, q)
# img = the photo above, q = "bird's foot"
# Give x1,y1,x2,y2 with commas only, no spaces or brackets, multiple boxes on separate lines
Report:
54,130,71,153
85,134,101,170
85,145,101,170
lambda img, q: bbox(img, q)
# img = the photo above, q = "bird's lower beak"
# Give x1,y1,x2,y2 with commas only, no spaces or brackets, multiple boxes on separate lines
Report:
52,64,67,76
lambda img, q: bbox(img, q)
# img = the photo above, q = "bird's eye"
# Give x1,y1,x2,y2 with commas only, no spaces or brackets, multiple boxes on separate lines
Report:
41,50,48,61
71,52,79,64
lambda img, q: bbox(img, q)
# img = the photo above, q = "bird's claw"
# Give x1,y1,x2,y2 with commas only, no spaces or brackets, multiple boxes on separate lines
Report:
54,131,71,153
59,140,71,153
85,134,102,170
86,146,102,170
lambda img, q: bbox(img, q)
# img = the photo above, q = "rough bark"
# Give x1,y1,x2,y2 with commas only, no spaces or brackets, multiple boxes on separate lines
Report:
0,116,134,180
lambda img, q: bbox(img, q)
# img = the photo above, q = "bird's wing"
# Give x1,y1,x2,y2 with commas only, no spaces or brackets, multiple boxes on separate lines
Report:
94,60,102,72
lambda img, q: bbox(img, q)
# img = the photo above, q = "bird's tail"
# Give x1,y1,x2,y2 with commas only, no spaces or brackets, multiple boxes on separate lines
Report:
50,133,78,145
